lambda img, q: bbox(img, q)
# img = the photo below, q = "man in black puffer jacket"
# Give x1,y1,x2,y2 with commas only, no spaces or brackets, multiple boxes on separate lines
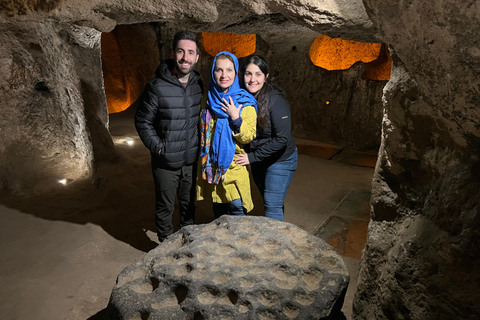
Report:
135,31,204,243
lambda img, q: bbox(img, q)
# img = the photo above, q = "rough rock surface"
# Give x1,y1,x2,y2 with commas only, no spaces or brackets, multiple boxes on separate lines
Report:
353,1,480,319
106,216,349,320
0,21,95,193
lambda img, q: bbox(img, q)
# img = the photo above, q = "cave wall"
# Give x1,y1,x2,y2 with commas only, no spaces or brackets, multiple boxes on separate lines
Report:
353,1,480,319
0,21,95,193
2,0,479,318
69,24,118,165
259,30,385,150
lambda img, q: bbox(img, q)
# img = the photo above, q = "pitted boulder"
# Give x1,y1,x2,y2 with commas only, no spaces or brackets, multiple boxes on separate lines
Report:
106,216,349,319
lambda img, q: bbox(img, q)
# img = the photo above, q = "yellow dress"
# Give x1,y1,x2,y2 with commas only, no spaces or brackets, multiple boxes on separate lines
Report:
196,106,257,212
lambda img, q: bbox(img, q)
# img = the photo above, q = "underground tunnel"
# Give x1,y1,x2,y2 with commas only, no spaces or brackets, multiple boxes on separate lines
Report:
0,1,479,319
100,27,387,318
101,25,389,150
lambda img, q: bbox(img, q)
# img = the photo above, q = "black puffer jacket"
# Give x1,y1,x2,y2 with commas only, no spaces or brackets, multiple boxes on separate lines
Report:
135,60,203,170
246,89,296,167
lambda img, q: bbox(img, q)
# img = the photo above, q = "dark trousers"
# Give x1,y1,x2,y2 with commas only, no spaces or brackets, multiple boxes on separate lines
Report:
151,164,196,242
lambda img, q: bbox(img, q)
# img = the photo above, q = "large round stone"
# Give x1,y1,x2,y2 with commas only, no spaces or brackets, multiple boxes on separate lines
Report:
106,216,349,319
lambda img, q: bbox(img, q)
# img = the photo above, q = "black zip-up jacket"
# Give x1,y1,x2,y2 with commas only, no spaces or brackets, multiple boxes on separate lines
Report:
246,89,296,167
135,60,203,170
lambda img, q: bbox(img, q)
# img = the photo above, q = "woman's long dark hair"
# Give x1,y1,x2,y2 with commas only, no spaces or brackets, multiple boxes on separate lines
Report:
241,55,284,129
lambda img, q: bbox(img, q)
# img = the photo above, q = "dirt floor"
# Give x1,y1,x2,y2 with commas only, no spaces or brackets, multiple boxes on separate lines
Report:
0,108,376,319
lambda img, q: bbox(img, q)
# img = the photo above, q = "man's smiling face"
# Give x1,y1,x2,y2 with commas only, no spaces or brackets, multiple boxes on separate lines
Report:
173,39,199,76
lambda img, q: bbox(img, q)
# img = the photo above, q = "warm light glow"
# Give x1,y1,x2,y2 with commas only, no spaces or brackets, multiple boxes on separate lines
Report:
363,44,392,81
309,35,391,80
327,220,368,260
202,32,256,58
101,32,131,114
101,25,160,115
309,35,381,70
113,137,137,146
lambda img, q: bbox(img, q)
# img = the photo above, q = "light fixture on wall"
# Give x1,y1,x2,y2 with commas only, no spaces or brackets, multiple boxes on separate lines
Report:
58,178,74,185
112,137,136,146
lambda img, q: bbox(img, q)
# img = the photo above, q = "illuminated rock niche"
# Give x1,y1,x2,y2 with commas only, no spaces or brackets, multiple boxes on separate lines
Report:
101,25,160,114
201,32,256,58
309,35,391,80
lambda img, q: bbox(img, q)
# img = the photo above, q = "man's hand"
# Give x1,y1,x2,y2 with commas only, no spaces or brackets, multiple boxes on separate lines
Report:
235,153,250,166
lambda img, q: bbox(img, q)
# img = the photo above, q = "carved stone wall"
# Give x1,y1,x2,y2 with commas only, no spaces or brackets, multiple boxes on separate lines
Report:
0,21,94,193
1,0,479,318
102,23,160,114
353,1,480,319
264,37,384,149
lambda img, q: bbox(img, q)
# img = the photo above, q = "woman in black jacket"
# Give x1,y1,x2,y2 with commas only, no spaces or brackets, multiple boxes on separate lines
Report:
235,55,298,221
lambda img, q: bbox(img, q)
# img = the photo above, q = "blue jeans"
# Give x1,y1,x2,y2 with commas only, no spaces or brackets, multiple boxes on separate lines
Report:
251,149,298,221
213,198,247,219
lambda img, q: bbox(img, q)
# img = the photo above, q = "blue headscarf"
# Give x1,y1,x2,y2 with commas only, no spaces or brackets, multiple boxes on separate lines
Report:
206,51,257,179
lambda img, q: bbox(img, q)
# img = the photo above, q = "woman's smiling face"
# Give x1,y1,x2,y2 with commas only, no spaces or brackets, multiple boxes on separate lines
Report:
214,57,236,93
243,63,267,95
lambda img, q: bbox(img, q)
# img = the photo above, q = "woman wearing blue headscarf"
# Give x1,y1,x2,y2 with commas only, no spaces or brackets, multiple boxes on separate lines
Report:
197,51,257,217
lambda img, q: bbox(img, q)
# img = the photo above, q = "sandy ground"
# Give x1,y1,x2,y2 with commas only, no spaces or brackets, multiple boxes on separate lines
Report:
0,109,375,319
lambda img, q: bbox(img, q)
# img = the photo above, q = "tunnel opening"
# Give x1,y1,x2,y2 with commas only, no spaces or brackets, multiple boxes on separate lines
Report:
101,23,161,114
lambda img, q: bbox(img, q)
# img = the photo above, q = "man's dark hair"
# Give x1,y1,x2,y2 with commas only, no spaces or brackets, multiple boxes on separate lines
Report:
172,31,201,54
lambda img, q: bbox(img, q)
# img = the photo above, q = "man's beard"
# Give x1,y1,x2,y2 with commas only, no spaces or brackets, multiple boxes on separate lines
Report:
174,59,196,76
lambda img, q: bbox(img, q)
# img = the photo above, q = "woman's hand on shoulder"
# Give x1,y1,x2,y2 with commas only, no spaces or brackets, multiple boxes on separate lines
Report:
234,153,250,166
221,96,242,120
